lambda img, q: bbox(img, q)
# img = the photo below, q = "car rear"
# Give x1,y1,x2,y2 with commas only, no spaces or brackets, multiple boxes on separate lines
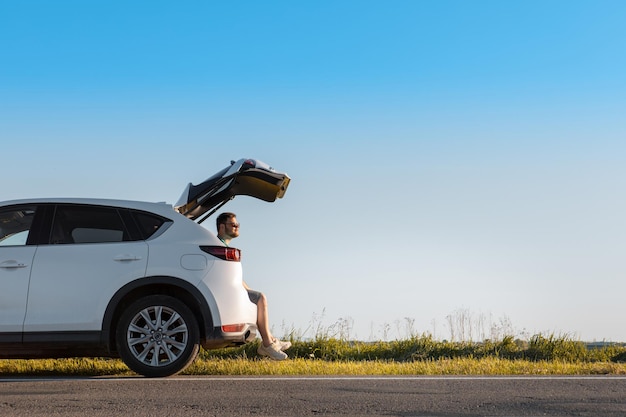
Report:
144,207,258,348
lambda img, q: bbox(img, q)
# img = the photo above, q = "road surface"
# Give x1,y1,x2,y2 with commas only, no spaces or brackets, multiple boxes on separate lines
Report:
1,375,625,416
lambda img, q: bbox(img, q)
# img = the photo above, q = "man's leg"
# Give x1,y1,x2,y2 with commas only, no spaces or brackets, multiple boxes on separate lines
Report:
248,289,289,359
256,293,273,346
254,293,288,360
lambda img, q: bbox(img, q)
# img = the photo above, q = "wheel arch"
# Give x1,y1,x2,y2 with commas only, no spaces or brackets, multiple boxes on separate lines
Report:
101,276,214,355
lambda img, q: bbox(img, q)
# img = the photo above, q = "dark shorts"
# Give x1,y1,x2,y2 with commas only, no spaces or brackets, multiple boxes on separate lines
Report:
247,289,262,305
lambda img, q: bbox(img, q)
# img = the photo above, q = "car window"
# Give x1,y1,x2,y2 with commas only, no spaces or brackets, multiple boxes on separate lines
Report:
132,211,168,239
50,205,129,244
0,206,36,246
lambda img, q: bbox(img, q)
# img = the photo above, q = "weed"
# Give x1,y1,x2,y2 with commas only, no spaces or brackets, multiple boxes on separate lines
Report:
2,318,626,377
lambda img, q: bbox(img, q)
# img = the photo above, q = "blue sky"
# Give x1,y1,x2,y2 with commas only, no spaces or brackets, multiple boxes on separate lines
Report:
2,1,625,341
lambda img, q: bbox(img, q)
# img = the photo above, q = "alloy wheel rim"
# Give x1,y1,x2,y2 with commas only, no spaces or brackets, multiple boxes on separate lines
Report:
126,305,189,367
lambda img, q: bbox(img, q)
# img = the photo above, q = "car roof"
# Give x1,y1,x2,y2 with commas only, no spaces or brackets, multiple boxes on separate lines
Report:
0,198,177,216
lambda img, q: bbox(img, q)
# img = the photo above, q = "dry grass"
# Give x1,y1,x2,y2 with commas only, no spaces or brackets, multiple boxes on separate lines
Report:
2,356,626,377
186,357,626,376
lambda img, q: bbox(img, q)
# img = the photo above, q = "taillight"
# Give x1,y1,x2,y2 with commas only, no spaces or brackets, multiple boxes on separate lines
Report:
200,246,241,262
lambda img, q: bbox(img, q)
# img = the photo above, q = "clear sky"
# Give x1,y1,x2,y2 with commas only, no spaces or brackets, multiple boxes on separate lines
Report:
2,1,625,341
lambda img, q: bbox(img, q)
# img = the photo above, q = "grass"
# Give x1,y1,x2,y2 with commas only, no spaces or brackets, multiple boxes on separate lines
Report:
185,357,626,376
2,334,626,377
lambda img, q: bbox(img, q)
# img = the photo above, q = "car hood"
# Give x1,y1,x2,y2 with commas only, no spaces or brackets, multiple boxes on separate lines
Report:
174,158,291,221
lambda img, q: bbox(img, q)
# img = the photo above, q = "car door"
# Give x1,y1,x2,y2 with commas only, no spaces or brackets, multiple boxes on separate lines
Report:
0,205,38,337
23,204,148,333
175,158,291,221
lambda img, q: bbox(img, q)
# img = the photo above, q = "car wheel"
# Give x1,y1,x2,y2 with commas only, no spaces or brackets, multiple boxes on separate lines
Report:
116,295,200,377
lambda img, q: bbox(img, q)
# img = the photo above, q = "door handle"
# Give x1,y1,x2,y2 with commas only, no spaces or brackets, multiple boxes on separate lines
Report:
0,260,28,269
113,254,142,262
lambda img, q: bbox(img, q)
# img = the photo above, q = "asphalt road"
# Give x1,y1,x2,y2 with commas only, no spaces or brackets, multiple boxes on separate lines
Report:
1,376,625,416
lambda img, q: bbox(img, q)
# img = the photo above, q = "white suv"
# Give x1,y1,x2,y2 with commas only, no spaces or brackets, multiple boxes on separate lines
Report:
0,158,290,377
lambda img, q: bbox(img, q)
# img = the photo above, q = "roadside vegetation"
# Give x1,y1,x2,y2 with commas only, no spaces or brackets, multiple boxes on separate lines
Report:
2,334,625,377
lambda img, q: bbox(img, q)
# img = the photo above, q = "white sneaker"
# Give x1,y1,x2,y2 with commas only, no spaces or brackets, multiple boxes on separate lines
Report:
257,341,288,360
273,338,292,351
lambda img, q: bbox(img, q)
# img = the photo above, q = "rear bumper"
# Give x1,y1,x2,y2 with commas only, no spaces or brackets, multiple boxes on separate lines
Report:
202,324,257,350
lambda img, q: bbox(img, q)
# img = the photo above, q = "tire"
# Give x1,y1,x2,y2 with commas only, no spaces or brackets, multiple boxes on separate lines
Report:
115,295,200,377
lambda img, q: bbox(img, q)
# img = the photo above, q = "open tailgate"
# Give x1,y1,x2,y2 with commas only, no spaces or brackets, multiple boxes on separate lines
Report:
175,158,290,221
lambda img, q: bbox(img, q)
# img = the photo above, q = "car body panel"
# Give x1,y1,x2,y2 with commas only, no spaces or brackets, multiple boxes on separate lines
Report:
24,241,149,332
0,246,36,333
197,260,258,327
